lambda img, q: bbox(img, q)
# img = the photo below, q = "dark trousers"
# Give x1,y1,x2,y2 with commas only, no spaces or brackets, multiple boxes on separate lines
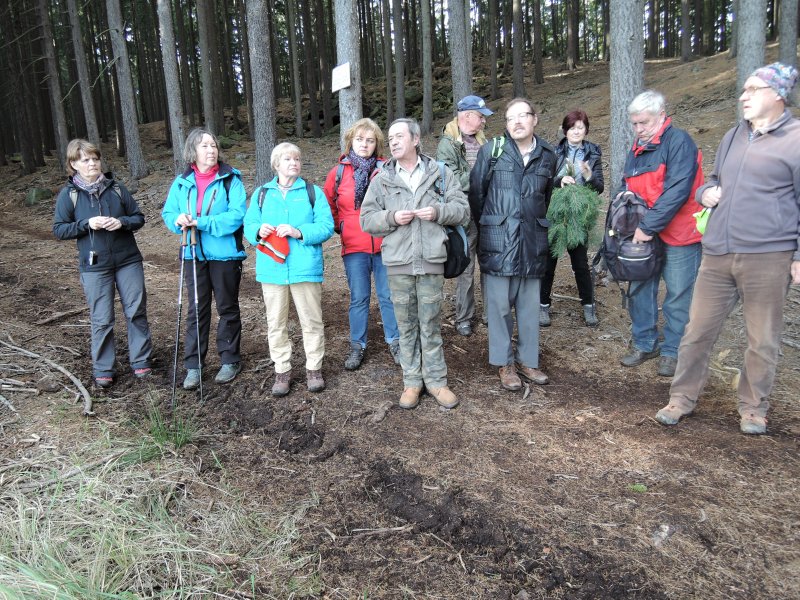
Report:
184,259,243,368
540,243,594,306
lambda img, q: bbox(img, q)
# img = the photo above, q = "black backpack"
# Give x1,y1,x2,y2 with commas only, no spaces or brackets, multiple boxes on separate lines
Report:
593,191,665,307
433,161,469,279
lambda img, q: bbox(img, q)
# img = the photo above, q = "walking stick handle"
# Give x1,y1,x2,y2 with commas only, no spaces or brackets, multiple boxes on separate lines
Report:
189,226,197,246
180,227,188,247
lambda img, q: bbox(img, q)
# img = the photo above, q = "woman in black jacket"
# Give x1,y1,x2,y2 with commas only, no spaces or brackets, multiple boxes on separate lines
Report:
52,139,153,388
540,110,604,327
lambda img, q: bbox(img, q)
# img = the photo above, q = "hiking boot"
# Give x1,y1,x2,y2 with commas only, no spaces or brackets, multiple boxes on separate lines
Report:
399,386,422,409
583,304,598,327
516,364,549,385
428,386,459,409
499,365,522,391
214,362,242,384
740,413,767,435
272,371,291,397
133,367,152,379
344,343,365,371
655,402,693,426
657,356,677,377
183,369,201,390
307,369,325,393
95,376,113,388
539,304,551,327
389,340,401,365
620,348,659,367
456,321,472,336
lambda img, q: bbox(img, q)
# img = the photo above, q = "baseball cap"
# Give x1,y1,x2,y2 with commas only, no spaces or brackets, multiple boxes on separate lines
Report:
457,95,493,116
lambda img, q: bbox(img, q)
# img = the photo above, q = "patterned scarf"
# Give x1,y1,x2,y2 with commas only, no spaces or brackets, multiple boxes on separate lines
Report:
73,173,107,197
348,150,377,210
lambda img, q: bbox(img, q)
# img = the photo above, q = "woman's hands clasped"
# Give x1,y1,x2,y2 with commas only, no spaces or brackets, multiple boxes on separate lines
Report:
260,223,302,239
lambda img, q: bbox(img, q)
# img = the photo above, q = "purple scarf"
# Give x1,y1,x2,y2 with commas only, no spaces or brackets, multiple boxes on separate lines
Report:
348,150,377,210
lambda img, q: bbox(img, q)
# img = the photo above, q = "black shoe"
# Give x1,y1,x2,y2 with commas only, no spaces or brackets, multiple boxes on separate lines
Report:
620,348,660,367
539,304,551,327
344,342,365,370
657,356,677,377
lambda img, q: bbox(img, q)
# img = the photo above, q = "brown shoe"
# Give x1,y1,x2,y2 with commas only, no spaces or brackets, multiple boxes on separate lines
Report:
516,364,549,385
272,370,291,397
399,386,422,409
428,386,459,409
499,365,522,391
307,369,325,393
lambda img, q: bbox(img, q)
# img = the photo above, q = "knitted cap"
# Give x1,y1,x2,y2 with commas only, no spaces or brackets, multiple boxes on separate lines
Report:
256,232,290,263
751,62,798,102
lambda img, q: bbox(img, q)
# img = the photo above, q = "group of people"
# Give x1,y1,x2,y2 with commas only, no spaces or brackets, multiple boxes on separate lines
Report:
52,61,800,434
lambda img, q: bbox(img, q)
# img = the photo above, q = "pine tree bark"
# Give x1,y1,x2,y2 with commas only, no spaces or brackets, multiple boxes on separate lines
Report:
106,0,149,179
736,0,766,89
247,0,277,183
382,0,394,122
532,0,544,84
65,0,101,147
196,0,221,134
335,0,363,143
489,0,499,98
566,0,579,69
609,0,644,189
680,0,691,61
449,0,471,102
37,0,70,167
512,0,525,96
157,0,186,173
301,0,322,136
392,0,406,116
314,0,334,129
778,0,799,67
286,0,304,137
420,0,433,134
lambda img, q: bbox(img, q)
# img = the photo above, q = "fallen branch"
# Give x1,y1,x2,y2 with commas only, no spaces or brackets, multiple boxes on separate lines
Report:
781,337,800,350
34,307,87,326
0,339,93,416
349,524,413,538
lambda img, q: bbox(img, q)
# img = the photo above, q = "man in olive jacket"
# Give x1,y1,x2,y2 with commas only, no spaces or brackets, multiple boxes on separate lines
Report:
436,95,493,337
468,98,557,392
361,118,470,410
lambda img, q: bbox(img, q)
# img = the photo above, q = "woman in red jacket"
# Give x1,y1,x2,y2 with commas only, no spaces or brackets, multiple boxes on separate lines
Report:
324,118,400,371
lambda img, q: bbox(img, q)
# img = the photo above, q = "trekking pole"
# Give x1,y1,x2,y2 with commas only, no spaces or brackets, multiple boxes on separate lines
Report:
188,224,204,402
170,228,188,409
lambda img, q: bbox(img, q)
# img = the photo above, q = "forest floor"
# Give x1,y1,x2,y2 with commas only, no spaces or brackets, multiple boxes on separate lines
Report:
1,50,799,599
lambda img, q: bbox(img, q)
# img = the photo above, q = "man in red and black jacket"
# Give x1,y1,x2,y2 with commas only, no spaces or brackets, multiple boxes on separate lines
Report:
618,90,704,378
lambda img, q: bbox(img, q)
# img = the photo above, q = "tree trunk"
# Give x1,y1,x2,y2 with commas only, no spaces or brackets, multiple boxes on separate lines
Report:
106,0,149,179
736,0,766,90
37,0,70,167
392,0,406,116
449,0,471,103
489,0,499,98
512,0,524,96
65,0,101,148
247,0,276,184
610,0,644,190
157,0,186,173
779,0,799,66
465,0,473,82
566,0,579,69
301,0,322,136
382,0,394,123
286,0,304,137
680,0,692,61
335,0,363,143
420,0,433,134
315,0,334,130
196,0,221,134
532,0,544,84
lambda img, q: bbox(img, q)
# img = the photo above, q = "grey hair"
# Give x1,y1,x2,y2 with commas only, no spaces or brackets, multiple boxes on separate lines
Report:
627,90,666,115
183,128,220,165
389,118,422,152
270,142,302,171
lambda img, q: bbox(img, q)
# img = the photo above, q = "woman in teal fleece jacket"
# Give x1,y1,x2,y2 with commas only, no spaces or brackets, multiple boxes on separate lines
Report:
161,128,247,390
244,142,334,397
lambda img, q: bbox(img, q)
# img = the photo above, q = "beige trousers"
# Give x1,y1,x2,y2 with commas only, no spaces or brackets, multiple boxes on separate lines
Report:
261,282,324,373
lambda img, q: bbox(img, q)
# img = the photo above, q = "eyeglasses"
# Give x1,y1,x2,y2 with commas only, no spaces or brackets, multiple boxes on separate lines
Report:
741,85,772,96
505,112,534,123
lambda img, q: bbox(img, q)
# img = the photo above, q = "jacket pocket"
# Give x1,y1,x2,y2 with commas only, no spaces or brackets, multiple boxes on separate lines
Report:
534,217,550,257
479,213,508,254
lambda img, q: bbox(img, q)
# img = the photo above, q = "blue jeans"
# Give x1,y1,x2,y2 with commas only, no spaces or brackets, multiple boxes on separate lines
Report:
628,242,701,358
343,252,399,348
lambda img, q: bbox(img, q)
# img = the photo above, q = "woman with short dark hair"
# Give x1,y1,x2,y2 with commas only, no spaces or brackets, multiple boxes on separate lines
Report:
53,139,153,388
161,128,247,390
540,110,604,327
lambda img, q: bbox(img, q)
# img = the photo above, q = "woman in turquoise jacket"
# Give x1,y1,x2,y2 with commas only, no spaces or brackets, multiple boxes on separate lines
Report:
162,128,247,390
244,142,334,397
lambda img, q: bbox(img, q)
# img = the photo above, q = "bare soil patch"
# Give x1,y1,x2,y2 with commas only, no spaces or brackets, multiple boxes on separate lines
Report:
1,52,799,598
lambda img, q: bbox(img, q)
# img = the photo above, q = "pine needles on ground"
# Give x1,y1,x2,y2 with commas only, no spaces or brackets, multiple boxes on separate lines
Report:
546,184,603,258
